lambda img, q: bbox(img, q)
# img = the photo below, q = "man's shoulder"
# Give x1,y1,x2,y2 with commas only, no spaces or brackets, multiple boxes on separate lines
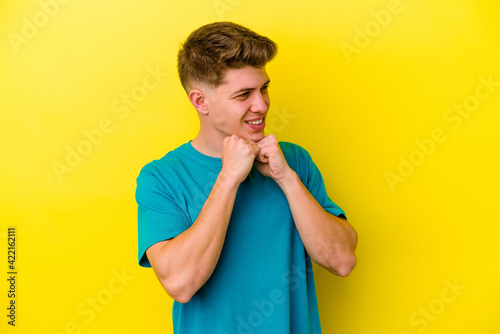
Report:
137,142,191,176
279,141,311,161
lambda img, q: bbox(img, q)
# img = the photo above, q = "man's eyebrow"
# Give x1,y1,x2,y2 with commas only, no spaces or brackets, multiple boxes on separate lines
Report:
230,79,271,97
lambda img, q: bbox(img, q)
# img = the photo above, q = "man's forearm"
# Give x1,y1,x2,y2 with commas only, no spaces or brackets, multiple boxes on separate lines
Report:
148,171,239,303
276,170,358,276
148,136,261,303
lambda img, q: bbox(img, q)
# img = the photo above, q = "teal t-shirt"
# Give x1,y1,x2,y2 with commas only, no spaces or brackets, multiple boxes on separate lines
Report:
136,141,346,333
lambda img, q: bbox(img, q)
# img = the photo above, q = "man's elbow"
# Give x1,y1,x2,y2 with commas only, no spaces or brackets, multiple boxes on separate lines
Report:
158,274,196,304
327,253,357,277
338,253,357,277
171,292,194,304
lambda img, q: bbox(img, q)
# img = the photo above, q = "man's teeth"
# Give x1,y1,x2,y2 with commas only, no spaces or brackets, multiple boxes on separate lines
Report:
247,119,263,125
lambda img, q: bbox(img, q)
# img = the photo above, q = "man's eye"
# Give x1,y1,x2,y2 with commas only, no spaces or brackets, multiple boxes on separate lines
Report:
237,85,269,99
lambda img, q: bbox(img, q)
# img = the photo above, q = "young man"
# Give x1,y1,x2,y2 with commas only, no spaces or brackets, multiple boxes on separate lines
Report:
136,21,357,333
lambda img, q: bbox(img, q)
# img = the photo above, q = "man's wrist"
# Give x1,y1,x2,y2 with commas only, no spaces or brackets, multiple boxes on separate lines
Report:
217,168,242,191
275,168,299,190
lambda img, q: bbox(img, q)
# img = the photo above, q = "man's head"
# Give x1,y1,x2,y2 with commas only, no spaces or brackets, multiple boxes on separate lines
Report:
177,22,278,148
177,21,277,93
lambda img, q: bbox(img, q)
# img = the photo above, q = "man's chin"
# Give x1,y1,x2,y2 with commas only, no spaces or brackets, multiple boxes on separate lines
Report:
242,132,265,142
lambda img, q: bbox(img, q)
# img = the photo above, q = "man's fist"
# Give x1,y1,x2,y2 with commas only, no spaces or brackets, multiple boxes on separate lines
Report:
254,134,293,183
221,135,260,185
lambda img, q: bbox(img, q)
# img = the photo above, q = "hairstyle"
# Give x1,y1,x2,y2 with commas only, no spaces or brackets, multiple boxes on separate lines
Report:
177,21,278,93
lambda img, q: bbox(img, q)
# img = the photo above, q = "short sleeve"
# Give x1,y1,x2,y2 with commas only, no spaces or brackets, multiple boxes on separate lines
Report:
299,147,347,220
136,167,191,267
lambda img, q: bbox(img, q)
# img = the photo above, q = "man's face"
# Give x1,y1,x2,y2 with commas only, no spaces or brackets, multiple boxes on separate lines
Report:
203,66,270,143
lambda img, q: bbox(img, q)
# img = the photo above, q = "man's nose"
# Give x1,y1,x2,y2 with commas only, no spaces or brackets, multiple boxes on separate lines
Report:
250,91,269,113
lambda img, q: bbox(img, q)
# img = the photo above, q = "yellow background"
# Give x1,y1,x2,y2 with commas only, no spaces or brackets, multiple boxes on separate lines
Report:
1,0,499,333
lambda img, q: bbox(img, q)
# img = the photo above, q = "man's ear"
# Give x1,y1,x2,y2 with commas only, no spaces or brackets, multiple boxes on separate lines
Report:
188,89,209,115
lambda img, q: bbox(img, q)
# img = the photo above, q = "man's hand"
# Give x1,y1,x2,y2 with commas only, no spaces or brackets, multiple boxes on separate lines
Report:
221,135,260,185
254,135,357,276
254,134,294,184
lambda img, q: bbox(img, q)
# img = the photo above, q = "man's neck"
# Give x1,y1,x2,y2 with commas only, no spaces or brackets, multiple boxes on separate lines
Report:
190,133,223,158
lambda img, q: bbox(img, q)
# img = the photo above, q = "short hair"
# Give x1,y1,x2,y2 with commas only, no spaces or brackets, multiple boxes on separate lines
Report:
177,21,278,93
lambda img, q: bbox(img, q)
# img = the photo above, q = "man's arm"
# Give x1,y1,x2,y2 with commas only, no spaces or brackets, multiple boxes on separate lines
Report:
276,172,357,276
146,136,259,303
254,135,358,276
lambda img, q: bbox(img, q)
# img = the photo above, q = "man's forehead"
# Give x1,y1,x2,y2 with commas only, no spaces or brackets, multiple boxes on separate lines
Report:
220,67,270,91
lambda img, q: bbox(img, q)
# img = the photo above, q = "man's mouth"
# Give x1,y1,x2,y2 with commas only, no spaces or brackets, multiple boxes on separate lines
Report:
245,119,263,125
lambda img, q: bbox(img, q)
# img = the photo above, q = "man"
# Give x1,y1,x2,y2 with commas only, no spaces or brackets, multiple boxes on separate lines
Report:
136,21,357,333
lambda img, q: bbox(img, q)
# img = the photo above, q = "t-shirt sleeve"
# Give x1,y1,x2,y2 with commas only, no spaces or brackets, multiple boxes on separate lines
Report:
135,166,191,267
296,146,347,220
